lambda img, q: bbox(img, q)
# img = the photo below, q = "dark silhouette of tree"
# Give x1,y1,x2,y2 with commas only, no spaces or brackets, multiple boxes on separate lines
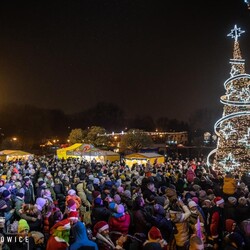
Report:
120,129,153,152
68,128,85,144
83,126,108,148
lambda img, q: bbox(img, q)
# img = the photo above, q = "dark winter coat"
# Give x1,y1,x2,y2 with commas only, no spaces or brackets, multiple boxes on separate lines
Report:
91,205,111,227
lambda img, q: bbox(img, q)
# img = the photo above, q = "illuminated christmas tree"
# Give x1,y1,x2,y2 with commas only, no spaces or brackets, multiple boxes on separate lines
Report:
207,25,250,172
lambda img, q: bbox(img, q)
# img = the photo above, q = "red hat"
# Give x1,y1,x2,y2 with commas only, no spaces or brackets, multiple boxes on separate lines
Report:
68,211,79,220
50,218,71,234
93,221,109,236
214,196,224,206
225,219,236,233
148,226,162,240
92,190,101,199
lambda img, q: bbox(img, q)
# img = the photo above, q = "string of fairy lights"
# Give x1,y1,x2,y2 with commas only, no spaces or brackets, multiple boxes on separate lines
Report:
207,25,250,172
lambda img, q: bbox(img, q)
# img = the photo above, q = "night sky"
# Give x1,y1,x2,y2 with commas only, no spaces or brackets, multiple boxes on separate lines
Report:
0,0,250,122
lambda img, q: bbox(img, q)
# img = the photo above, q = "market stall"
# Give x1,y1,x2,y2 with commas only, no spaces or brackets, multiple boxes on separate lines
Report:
0,150,34,162
124,152,164,167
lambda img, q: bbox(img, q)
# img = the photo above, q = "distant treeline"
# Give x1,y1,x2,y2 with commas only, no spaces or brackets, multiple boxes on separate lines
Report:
0,102,220,150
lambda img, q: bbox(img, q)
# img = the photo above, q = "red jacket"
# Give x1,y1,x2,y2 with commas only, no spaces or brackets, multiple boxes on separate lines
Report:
108,212,130,242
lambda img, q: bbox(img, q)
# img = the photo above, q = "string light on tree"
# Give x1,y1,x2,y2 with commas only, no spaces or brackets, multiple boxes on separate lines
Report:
220,122,237,139
207,25,250,172
219,153,240,170
239,128,250,147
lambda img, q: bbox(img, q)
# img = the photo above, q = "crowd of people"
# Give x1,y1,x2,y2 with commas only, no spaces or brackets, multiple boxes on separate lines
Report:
0,156,249,250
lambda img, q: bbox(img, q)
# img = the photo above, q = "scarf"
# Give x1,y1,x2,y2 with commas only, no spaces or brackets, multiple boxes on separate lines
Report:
96,233,116,249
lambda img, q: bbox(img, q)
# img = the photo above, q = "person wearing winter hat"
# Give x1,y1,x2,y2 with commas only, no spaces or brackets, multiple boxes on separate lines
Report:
208,197,225,248
35,197,47,212
20,176,35,204
188,201,205,234
93,178,100,185
18,219,30,233
14,192,25,219
108,204,130,243
152,204,174,243
169,197,191,248
198,190,207,202
66,189,81,210
2,189,15,222
123,190,131,199
7,219,36,250
68,211,79,223
36,180,47,198
47,217,72,250
236,197,249,223
94,221,127,250
117,186,124,194
143,226,168,250
113,194,121,204
224,219,246,250
67,199,77,212
224,196,237,222
92,190,101,200
91,198,111,227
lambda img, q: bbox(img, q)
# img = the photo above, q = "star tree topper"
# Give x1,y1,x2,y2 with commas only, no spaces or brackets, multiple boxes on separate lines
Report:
227,25,245,42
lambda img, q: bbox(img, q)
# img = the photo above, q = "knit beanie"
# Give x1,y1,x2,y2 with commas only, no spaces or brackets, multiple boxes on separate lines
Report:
238,197,247,206
114,194,121,203
38,180,45,186
109,202,117,211
192,184,201,192
2,190,10,198
35,197,47,211
123,190,131,199
148,226,162,240
93,178,100,185
117,186,124,194
228,196,237,205
116,204,124,214
18,219,30,233
188,200,197,209
154,204,165,215
199,190,207,200
94,197,103,206
92,190,101,199
192,197,199,204
68,189,76,196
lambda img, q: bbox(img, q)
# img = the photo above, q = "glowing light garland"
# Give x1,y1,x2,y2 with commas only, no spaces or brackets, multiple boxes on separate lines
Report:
207,25,250,172
219,153,240,170
239,128,250,147
220,122,237,139
230,65,239,77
